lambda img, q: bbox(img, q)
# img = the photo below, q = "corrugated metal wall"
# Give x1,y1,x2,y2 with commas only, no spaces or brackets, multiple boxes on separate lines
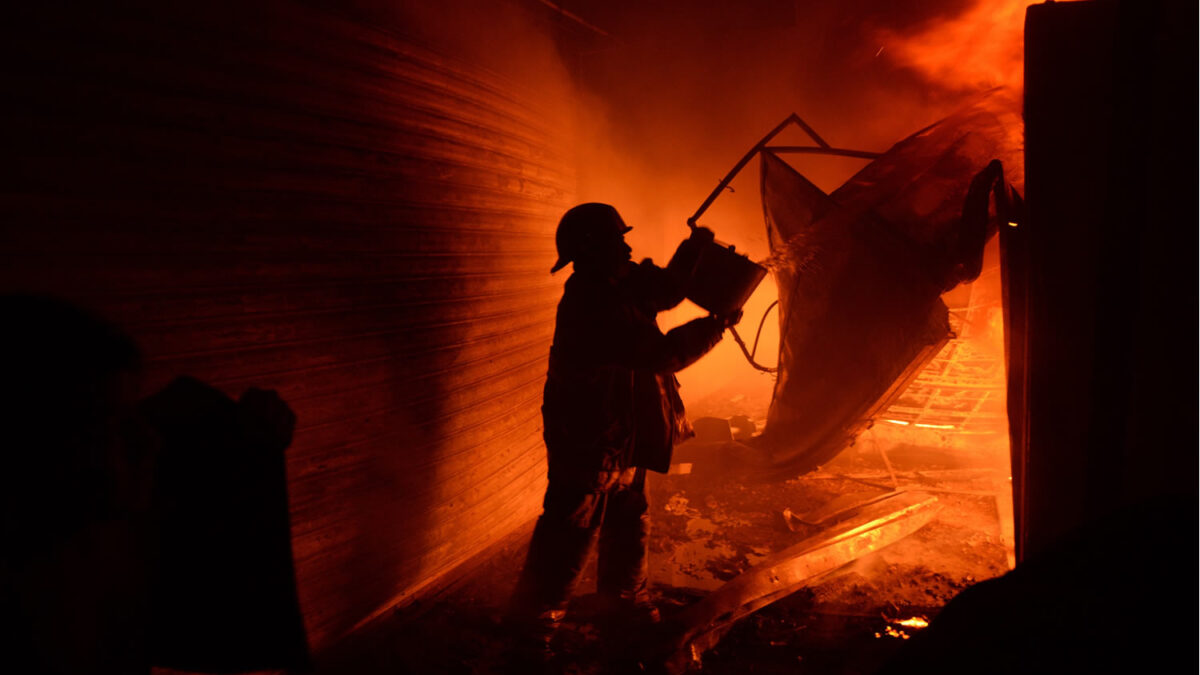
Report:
2,1,572,651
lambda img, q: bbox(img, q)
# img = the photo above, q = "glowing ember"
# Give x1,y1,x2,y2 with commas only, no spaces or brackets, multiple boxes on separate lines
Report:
876,616,929,640
883,420,956,430
875,626,912,640
892,616,930,629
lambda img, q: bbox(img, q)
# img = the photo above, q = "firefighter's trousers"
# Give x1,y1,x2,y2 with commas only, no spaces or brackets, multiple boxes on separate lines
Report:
510,467,650,629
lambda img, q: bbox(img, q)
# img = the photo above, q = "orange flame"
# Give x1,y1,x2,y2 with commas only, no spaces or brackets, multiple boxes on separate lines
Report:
875,0,1041,93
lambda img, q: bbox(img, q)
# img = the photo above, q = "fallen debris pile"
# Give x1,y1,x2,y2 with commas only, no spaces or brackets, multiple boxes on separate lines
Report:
649,491,942,673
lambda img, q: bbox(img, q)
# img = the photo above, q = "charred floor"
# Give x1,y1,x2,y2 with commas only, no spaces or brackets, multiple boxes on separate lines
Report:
322,434,1014,674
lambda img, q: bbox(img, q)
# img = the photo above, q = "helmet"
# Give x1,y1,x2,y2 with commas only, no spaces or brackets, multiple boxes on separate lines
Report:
550,203,633,273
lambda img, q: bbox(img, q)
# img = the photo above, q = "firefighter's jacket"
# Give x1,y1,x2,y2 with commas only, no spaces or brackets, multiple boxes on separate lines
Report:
542,242,723,487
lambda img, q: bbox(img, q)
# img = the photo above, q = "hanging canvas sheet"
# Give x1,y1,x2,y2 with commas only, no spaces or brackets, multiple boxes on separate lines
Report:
758,91,1023,476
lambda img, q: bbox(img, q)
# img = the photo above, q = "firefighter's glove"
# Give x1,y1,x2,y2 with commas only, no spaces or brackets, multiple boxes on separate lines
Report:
715,309,743,330
688,225,715,246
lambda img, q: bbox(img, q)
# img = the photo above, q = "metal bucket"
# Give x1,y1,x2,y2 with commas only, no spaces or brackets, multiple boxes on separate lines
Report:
686,240,767,315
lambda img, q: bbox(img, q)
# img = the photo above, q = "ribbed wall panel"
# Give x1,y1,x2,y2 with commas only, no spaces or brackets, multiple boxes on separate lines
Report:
2,1,572,651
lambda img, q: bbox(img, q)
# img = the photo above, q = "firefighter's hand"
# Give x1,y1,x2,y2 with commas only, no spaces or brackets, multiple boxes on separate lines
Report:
688,225,715,245
715,309,743,329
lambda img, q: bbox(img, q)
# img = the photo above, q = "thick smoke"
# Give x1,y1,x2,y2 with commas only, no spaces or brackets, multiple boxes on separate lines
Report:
371,0,1035,417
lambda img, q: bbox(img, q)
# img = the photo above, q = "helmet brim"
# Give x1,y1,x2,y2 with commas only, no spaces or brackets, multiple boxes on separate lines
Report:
549,223,632,274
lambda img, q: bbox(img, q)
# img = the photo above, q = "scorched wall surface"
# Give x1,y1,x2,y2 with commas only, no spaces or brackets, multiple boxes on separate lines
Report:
2,1,574,651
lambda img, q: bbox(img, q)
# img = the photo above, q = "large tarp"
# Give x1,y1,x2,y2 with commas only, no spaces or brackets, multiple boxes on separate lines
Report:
759,91,1023,475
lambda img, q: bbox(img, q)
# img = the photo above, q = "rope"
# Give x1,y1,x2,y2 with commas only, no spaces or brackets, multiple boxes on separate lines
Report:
750,300,779,361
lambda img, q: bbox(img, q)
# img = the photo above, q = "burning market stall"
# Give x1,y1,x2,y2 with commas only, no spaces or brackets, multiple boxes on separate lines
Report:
679,90,1023,478
622,89,1026,669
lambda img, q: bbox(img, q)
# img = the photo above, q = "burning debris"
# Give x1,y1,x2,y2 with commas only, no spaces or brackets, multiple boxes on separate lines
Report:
638,440,1011,672
648,490,942,672
338,433,1013,673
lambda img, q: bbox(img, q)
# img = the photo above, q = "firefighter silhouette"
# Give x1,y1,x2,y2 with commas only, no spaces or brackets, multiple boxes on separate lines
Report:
509,203,740,660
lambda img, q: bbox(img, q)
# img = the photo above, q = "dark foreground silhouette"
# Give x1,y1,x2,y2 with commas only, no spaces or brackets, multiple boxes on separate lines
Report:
1,295,309,674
